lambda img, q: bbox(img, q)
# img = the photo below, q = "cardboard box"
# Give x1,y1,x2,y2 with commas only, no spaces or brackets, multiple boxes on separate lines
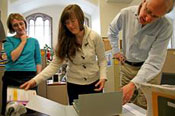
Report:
102,37,112,51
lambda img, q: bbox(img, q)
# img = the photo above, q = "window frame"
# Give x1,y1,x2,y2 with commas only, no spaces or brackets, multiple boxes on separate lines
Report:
26,13,53,48
84,13,91,27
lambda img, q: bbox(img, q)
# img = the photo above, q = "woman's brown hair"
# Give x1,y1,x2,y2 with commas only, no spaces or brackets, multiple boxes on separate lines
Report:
7,13,27,34
55,4,84,62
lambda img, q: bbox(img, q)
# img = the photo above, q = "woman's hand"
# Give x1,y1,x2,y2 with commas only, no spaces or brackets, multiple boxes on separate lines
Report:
94,79,106,91
20,79,36,90
11,34,28,61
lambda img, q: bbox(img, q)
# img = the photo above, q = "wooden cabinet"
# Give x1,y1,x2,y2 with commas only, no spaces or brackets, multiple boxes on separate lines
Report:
47,83,68,105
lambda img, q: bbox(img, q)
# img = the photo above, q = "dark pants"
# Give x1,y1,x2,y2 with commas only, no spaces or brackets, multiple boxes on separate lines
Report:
1,71,37,115
67,80,103,105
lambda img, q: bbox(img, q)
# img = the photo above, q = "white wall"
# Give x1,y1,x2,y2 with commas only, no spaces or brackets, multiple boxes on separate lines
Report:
129,0,141,6
99,0,128,37
98,0,142,37
85,0,98,5
91,4,101,34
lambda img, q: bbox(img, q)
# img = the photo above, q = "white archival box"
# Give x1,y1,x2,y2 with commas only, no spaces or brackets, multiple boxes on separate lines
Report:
139,83,175,116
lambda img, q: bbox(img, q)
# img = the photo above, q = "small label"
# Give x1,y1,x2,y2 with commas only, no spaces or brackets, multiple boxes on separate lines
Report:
167,101,175,108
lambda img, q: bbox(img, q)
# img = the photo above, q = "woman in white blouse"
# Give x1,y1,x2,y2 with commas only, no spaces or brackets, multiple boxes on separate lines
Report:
20,4,107,105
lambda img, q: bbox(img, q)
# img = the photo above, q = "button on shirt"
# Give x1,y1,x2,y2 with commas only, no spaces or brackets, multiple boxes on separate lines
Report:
108,6,173,85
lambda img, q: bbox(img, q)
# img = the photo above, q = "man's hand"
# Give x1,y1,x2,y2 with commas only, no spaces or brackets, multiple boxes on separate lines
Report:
20,79,36,90
121,82,136,105
113,53,125,64
94,79,106,91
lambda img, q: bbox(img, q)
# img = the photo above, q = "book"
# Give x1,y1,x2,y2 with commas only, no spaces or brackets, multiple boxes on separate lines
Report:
7,87,37,105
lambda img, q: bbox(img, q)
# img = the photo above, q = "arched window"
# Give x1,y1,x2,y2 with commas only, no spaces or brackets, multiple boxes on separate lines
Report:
26,13,52,49
84,14,91,27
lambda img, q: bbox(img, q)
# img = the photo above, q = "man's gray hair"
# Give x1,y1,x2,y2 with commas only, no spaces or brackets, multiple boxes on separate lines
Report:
146,0,174,13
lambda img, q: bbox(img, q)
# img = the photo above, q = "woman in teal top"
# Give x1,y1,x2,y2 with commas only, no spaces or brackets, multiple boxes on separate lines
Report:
5,36,41,71
1,13,42,115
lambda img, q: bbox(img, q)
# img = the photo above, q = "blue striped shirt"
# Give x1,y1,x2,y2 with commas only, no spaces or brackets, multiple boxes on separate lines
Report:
108,6,173,85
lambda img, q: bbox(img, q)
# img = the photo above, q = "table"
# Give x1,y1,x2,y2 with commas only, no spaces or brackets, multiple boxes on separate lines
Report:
26,95,146,116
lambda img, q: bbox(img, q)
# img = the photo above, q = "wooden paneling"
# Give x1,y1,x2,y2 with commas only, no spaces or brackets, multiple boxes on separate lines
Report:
47,83,68,105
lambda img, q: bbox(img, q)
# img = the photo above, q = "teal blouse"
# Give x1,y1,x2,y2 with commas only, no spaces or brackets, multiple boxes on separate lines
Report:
4,36,42,71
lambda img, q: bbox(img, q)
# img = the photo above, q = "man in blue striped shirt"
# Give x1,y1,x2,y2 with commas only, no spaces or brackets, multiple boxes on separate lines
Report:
108,0,174,108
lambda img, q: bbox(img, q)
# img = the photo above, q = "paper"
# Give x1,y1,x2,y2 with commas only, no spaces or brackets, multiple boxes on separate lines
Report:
7,87,36,105
123,103,146,116
26,95,78,116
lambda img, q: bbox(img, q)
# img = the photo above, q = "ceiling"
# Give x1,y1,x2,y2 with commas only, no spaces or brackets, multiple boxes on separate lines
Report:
9,0,97,15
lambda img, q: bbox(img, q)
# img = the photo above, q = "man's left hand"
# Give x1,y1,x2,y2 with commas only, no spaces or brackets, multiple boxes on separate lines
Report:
121,82,136,105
